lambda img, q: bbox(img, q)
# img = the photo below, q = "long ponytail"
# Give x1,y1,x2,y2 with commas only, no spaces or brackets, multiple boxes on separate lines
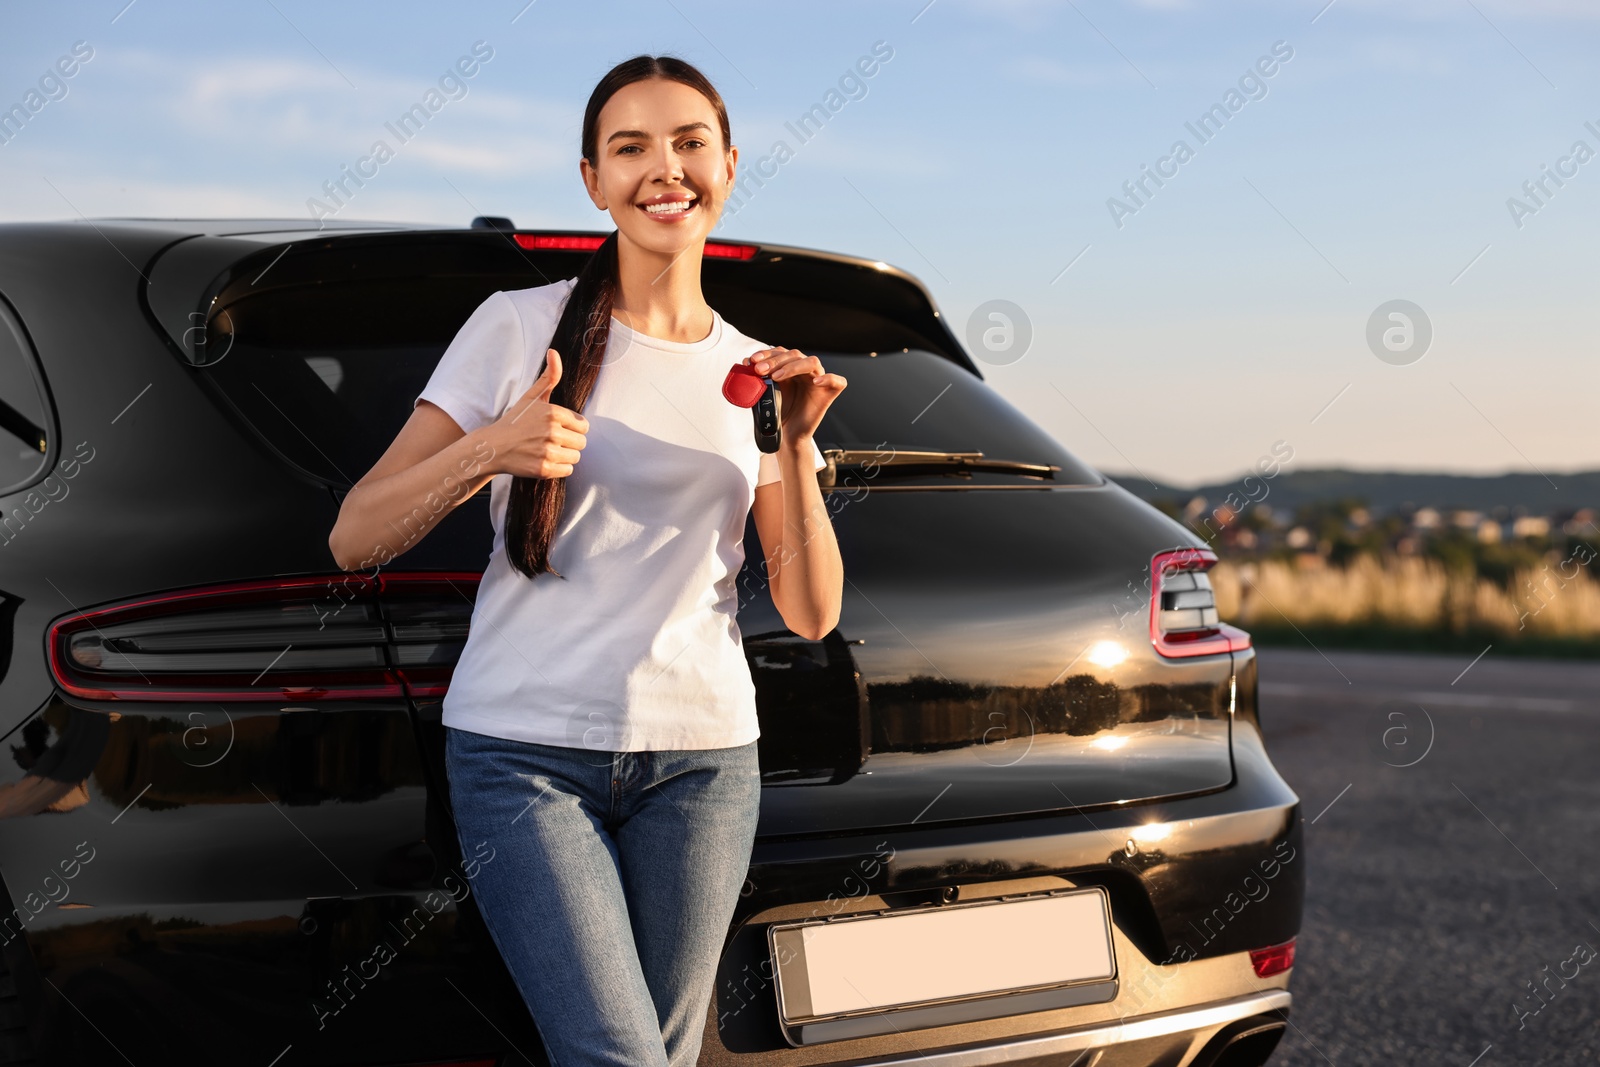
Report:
503,230,618,579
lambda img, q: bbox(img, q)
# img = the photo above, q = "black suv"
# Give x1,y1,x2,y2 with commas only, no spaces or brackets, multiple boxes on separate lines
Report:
0,217,1303,1067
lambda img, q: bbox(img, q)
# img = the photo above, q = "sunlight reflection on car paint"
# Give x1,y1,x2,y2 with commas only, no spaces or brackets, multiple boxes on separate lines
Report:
1086,640,1128,668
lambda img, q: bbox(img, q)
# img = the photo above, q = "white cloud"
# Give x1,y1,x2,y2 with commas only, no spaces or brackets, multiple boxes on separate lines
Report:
184,55,356,105
9,169,469,226
2,170,305,220
400,135,568,178
0,45,582,223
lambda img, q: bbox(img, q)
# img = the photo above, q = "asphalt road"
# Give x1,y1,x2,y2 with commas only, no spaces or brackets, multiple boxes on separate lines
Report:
1254,646,1600,1067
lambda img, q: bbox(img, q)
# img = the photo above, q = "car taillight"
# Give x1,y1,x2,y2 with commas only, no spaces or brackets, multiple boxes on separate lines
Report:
47,572,480,702
702,240,760,259
1148,548,1251,658
511,232,759,259
514,233,605,251
1249,937,1295,977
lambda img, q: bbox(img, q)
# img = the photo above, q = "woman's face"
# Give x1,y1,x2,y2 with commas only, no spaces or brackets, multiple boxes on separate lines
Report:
582,77,736,256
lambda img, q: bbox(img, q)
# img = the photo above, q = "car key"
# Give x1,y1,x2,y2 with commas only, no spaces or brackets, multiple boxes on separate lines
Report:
723,361,781,454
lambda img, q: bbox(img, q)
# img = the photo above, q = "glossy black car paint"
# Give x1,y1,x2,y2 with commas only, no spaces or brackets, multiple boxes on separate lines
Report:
0,220,1302,1067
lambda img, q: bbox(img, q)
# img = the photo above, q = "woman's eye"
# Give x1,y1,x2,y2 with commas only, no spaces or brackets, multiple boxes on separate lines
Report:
680,139,706,150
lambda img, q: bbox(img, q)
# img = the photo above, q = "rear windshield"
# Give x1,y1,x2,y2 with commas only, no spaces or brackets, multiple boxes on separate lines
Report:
802,349,1099,484
185,240,1098,488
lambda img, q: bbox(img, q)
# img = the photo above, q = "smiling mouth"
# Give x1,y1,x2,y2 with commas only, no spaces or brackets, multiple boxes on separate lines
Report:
638,199,697,218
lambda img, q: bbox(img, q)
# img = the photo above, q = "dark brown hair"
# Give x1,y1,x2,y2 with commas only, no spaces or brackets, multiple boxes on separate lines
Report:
504,55,732,580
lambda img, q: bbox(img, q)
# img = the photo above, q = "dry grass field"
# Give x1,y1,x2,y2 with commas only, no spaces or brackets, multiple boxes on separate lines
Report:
1211,554,1600,653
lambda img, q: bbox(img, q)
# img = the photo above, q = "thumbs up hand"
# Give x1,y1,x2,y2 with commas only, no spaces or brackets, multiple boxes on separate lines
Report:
485,349,589,479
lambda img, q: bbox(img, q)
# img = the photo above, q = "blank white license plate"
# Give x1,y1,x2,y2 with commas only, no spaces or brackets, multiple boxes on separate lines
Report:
767,888,1117,1046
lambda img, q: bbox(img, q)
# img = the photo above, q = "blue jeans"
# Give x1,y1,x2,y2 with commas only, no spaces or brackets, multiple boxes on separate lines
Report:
444,726,762,1067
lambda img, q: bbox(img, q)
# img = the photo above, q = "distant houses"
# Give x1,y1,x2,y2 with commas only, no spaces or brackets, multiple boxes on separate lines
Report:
1167,493,1596,568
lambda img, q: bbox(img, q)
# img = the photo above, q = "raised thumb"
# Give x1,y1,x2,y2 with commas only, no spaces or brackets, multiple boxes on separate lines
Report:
534,348,562,401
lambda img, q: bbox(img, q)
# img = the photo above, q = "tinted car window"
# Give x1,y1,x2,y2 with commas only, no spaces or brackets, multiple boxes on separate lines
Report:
809,349,1100,484
206,338,442,486
209,341,1100,489
0,295,50,492
186,245,1097,488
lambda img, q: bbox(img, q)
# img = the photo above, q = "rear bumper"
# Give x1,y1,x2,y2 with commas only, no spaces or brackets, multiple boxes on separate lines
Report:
734,714,1303,966
857,991,1290,1067
708,717,1302,1065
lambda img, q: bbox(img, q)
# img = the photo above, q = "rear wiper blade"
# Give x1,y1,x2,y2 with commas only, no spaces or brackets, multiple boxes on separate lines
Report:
0,397,45,454
821,448,1061,482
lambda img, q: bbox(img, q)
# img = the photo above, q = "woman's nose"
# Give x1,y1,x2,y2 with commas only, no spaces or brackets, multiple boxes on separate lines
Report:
648,142,685,182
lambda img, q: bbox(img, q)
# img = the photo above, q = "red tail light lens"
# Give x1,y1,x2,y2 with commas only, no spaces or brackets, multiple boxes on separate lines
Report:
511,232,758,259
702,240,760,259
47,572,481,702
513,233,604,251
1249,937,1296,977
1149,548,1251,658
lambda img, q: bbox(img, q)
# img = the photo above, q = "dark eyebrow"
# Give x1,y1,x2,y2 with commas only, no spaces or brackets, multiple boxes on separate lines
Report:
605,121,713,146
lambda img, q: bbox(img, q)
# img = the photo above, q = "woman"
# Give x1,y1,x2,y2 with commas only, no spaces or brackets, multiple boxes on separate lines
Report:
327,54,847,1067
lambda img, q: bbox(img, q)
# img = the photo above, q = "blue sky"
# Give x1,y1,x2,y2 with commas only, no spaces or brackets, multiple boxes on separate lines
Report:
3,0,1596,485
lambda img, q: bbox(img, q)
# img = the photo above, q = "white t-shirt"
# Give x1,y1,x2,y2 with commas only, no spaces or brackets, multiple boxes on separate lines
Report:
415,277,827,751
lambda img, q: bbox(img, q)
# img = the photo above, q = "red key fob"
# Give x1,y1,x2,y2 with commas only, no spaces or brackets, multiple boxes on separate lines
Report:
722,362,768,407
724,362,781,454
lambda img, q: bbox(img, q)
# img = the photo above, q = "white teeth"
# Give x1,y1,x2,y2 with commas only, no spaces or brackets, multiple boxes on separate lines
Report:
644,200,693,214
